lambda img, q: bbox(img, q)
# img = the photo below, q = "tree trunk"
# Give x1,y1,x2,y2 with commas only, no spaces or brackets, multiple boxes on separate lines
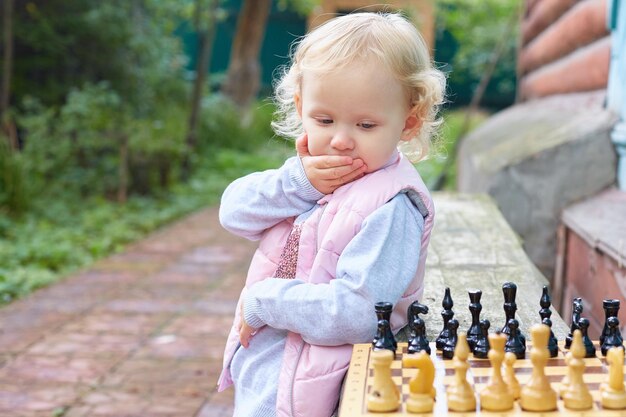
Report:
182,0,220,181
1,0,16,149
118,134,129,204
221,0,271,108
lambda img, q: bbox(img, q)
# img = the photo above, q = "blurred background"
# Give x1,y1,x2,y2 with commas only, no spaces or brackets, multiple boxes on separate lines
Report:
0,0,519,303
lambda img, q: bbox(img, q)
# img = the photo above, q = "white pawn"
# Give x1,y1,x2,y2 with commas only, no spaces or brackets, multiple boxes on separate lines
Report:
562,330,592,410
447,333,476,412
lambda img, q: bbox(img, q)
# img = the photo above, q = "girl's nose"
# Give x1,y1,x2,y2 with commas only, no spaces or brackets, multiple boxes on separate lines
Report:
330,130,354,151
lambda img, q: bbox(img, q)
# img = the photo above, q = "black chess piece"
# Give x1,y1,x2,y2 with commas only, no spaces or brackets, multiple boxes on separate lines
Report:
501,282,518,335
473,319,491,359
577,317,596,358
600,299,620,346
539,285,552,322
601,316,625,356
436,287,454,350
542,317,559,358
408,316,431,355
407,301,430,354
466,289,482,351
373,319,396,353
504,318,526,359
373,302,396,351
442,318,459,360
565,297,583,349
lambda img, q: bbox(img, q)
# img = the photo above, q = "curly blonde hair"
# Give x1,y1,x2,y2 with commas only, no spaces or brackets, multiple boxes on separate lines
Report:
272,12,446,162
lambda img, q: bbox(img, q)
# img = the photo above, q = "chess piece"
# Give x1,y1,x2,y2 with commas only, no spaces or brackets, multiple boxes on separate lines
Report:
367,349,400,412
601,316,625,356
447,333,476,412
442,319,459,360
501,282,517,335
542,317,559,358
407,302,430,354
577,318,596,358
503,352,520,399
408,317,431,355
436,287,454,350
601,299,621,346
565,297,583,349
373,319,396,353
539,285,552,322
520,324,557,411
562,330,593,410
601,346,626,409
504,318,526,359
402,350,435,413
473,319,490,359
373,302,397,351
466,289,482,351
480,332,514,411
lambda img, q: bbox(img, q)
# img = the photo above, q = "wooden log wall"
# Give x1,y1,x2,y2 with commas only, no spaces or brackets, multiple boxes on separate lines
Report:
519,0,611,100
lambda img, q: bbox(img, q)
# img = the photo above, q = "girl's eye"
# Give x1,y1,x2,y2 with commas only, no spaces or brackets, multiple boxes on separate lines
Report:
316,118,333,125
359,122,376,129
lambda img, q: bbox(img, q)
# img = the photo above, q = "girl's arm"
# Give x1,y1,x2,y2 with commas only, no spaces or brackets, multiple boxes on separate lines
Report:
219,156,324,241
242,192,424,346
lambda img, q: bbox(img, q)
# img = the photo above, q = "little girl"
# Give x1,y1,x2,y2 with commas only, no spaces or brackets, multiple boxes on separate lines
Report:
217,12,445,417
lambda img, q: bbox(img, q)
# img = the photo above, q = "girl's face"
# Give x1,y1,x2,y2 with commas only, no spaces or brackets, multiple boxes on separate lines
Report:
295,61,420,173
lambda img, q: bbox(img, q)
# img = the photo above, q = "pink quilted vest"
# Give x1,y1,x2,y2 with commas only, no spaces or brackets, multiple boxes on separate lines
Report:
218,153,434,417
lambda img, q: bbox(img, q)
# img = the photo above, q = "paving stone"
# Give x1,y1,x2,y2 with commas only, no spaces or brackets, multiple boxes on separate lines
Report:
26,332,142,358
0,355,118,384
134,335,225,360
160,314,233,338
60,312,168,336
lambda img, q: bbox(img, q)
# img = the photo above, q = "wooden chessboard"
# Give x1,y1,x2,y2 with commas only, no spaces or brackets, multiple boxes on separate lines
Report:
338,341,626,416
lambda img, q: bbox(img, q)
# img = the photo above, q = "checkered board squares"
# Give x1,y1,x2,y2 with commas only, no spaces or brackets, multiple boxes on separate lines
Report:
338,341,626,416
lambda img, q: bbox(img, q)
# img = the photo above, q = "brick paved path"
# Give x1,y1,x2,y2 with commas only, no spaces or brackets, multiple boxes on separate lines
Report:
0,207,255,417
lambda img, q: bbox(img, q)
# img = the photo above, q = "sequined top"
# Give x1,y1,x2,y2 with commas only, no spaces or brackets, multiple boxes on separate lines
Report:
272,224,302,279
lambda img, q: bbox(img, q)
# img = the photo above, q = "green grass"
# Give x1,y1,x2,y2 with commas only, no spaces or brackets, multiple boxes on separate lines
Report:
0,140,293,304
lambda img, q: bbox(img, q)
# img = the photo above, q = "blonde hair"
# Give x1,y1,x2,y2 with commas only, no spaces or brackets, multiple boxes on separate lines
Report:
272,12,446,162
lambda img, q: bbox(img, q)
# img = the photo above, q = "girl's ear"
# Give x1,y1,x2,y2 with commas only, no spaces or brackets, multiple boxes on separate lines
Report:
401,110,422,142
294,93,303,118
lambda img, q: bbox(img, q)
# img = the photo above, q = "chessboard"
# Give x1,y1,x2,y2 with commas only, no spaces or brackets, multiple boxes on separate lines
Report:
338,341,625,416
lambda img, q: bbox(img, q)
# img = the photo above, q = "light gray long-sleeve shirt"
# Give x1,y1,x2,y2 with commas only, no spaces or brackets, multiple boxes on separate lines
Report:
219,156,425,417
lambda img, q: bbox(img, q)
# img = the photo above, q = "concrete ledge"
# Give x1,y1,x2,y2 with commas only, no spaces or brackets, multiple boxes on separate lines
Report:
409,192,569,341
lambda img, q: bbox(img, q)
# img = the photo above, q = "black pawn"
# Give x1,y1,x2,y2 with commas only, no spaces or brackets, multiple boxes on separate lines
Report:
543,317,559,358
601,316,625,356
373,319,396,353
408,302,430,354
442,319,459,360
565,297,583,349
436,287,454,350
466,289,483,351
373,302,396,351
539,285,552,322
577,317,596,358
501,282,518,335
504,318,526,359
408,317,431,355
473,319,491,359
600,299,621,346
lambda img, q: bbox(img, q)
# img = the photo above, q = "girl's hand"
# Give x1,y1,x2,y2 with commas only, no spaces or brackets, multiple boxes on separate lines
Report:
296,135,366,194
238,304,258,348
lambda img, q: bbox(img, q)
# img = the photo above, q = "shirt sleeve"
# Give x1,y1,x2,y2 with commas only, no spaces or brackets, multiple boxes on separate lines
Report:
219,156,324,241
243,192,425,346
